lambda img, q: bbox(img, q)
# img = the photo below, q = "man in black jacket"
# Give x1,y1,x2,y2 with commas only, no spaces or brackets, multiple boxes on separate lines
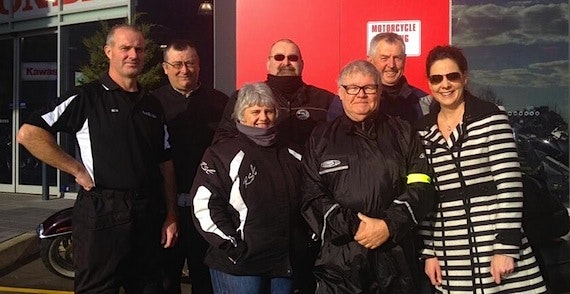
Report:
328,32,433,123
153,39,228,294
302,60,436,293
213,39,334,149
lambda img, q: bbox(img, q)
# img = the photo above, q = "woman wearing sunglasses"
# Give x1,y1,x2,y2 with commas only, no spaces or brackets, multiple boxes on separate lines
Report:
414,45,547,293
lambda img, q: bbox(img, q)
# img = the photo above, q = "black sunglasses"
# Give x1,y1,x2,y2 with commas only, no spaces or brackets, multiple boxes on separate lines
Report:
429,72,462,84
270,54,300,62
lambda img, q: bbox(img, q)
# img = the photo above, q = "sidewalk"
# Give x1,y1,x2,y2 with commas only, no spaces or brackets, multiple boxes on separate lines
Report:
0,192,75,274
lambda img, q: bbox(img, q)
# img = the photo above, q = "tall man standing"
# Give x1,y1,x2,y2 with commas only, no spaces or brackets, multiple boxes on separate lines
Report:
153,39,228,294
213,38,334,148
328,32,433,123
17,24,178,293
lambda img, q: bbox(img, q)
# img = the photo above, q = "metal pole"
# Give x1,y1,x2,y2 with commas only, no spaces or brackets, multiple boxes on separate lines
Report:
42,162,49,200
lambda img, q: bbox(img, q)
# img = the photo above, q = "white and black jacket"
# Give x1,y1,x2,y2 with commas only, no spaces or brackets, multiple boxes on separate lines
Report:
415,92,547,293
191,132,305,277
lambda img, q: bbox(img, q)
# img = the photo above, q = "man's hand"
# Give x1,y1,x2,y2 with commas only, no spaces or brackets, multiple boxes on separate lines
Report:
425,257,442,286
354,212,390,249
490,254,515,284
74,168,94,191
161,217,179,248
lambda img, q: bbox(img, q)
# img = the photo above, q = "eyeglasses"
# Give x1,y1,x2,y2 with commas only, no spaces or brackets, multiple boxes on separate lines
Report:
340,84,379,95
164,61,196,70
429,72,462,84
269,54,300,62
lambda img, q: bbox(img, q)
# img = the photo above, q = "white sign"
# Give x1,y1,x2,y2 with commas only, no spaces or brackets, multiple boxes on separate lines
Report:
21,62,57,81
367,20,422,56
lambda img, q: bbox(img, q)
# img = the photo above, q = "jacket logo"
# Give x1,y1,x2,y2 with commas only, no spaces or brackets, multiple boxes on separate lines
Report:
200,162,216,175
296,109,310,120
142,110,158,119
243,164,257,187
321,160,341,169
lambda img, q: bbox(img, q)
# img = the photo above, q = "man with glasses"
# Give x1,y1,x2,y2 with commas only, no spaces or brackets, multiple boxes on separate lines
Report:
152,39,228,294
328,32,433,123
301,60,435,293
213,38,334,149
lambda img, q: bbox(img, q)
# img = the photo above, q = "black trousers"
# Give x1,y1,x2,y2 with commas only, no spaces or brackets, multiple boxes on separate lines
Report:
73,188,163,294
162,205,213,294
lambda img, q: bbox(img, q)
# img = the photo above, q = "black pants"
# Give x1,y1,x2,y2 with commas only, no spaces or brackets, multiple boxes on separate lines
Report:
162,205,213,294
73,188,163,294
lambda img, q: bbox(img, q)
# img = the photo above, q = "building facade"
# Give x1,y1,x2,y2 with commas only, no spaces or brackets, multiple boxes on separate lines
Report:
1,0,568,210
0,0,218,196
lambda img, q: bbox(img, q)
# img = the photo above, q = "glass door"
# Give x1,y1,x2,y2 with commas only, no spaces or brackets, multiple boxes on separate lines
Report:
0,39,14,192
16,33,58,194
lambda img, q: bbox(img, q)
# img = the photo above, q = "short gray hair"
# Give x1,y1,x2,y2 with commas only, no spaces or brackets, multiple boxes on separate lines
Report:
367,32,406,57
233,82,278,122
337,60,381,87
106,24,141,46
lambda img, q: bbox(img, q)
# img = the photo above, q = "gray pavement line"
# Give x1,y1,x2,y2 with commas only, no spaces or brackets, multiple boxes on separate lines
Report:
0,286,73,294
0,232,38,274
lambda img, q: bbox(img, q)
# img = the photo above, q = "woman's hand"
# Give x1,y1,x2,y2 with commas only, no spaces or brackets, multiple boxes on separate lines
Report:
425,257,442,286
490,254,515,284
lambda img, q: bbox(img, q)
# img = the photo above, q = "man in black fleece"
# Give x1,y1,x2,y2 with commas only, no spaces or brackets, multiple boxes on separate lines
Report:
212,39,334,149
153,39,228,294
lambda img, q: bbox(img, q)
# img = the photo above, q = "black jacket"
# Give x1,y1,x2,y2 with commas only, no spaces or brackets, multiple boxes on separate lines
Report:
301,112,436,293
152,84,228,193
191,132,306,277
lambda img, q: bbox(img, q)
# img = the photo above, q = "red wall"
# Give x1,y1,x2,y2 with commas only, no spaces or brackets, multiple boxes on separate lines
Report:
236,0,450,94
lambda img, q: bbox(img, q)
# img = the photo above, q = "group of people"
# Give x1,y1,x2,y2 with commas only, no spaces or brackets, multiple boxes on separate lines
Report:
16,23,550,294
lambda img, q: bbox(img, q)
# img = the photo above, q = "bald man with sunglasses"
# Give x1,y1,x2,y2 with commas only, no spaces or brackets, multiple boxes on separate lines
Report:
213,39,334,150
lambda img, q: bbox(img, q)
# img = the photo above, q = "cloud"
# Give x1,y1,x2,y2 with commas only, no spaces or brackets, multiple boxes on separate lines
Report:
453,3,568,47
469,60,569,87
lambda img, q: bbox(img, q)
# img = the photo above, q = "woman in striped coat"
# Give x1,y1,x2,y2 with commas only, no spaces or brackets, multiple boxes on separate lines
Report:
415,45,547,293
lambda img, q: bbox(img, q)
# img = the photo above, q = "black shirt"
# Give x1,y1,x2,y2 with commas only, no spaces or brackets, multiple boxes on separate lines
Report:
25,73,170,190
152,83,228,193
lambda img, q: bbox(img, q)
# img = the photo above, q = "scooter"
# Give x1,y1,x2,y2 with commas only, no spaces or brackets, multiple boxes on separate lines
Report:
36,206,74,279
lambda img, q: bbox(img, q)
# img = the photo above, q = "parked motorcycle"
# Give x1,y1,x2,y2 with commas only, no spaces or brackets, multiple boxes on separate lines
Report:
36,206,74,279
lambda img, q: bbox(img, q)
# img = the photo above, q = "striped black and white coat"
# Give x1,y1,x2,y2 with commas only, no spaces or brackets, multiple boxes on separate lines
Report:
415,92,547,293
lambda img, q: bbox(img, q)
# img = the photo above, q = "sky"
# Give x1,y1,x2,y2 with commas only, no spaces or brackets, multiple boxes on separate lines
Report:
451,0,569,121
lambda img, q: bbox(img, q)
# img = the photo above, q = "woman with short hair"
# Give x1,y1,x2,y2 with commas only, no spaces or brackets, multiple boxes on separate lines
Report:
191,82,306,294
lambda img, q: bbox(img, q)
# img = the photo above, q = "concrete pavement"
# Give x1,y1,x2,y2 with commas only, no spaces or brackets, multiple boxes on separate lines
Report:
0,193,74,275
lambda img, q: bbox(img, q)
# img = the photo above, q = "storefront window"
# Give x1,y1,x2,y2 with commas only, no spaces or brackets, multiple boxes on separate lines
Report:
0,39,13,185
452,0,569,207
18,33,58,186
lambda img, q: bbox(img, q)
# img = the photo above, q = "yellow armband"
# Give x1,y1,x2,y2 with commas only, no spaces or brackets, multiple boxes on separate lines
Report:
407,173,431,184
